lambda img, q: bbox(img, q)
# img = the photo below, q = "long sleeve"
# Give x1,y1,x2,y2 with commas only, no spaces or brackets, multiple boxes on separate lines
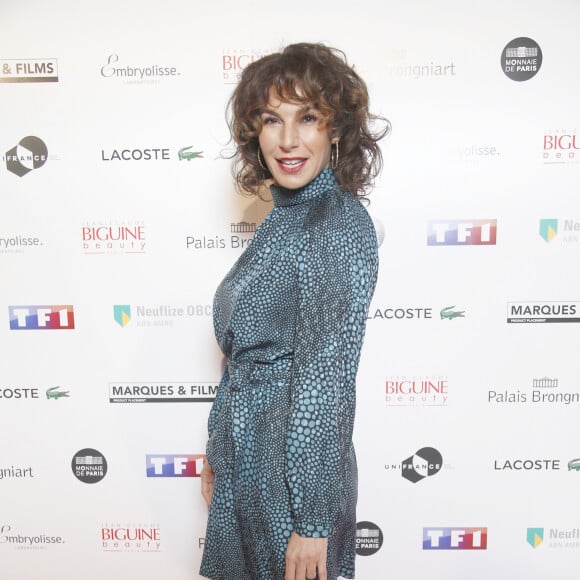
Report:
286,197,378,537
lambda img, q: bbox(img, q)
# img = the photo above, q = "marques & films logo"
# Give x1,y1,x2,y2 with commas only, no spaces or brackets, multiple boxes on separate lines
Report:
0,59,58,83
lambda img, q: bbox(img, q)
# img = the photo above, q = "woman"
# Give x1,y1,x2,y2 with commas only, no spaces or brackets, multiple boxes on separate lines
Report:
200,42,387,580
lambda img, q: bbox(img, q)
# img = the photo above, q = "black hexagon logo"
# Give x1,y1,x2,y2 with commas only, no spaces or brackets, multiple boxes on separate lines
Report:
5,136,48,177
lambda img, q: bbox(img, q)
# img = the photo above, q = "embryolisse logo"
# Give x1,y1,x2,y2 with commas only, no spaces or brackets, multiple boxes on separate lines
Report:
501,37,542,81
0,523,65,550
100,54,179,83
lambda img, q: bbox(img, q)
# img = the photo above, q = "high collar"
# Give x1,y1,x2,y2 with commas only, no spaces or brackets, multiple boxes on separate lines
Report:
270,168,339,207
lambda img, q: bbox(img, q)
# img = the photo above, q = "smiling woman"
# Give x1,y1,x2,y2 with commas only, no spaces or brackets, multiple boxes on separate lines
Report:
199,42,389,580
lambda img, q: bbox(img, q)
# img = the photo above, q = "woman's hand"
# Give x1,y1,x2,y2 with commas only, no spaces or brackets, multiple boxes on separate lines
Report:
285,531,328,580
200,460,215,506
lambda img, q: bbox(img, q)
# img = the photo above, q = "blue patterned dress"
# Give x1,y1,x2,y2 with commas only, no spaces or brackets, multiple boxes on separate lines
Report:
200,168,378,580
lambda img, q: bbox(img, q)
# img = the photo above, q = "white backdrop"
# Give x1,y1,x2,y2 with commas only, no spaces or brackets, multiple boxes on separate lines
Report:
1,1,580,578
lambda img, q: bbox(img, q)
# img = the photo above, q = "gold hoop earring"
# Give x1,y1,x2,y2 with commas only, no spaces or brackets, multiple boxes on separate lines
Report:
330,141,339,169
257,148,267,171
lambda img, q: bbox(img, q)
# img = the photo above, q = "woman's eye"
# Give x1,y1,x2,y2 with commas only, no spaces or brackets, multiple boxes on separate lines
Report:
302,113,318,123
262,116,279,125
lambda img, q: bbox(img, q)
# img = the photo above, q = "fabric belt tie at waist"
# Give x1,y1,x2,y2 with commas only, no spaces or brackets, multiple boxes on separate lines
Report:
226,358,293,391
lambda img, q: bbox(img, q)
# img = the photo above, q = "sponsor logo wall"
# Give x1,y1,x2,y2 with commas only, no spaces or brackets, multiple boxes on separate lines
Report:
1,2,579,580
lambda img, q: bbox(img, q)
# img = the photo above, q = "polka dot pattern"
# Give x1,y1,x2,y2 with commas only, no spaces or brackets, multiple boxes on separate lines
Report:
200,168,378,580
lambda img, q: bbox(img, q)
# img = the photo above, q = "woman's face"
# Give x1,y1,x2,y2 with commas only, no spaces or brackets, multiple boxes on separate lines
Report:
258,88,334,190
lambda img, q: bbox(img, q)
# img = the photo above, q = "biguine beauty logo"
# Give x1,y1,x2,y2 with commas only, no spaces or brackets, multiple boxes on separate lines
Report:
543,129,579,164
101,523,161,552
427,220,497,245
82,220,146,254
8,305,75,330
385,375,449,407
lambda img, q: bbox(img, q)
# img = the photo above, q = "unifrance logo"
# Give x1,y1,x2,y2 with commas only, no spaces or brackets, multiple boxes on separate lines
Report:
423,528,487,550
0,59,58,83
146,454,205,477
402,447,443,483
527,528,544,548
4,136,48,177
501,37,542,81
427,220,497,245
9,306,74,330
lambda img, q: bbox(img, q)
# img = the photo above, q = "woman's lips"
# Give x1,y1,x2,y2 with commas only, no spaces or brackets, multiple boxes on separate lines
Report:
276,158,307,174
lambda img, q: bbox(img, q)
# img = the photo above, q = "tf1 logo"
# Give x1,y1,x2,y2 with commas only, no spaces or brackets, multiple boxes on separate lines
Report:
427,220,497,246
423,527,488,550
146,454,205,477
9,305,75,330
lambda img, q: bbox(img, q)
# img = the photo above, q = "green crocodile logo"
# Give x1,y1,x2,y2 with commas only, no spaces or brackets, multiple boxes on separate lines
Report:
440,306,465,320
46,386,70,400
178,146,203,161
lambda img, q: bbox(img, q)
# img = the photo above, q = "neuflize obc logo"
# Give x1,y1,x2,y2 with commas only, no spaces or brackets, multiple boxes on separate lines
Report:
427,220,497,245
423,527,487,550
9,305,75,330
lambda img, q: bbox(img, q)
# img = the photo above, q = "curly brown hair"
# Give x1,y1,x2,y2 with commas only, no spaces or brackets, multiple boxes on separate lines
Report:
227,42,389,199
